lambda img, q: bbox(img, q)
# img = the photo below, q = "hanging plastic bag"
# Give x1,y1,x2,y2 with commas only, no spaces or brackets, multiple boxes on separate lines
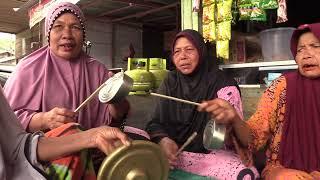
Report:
238,6,252,21
193,0,200,12
250,0,262,7
216,21,231,41
217,40,229,60
261,0,278,9
203,5,215,24
231,0,239,25
237,0,252,6
203,24,212,42
216,0,233,22
250,7,267,21
203,21,216,42
203,0,215,7
276,0,288,23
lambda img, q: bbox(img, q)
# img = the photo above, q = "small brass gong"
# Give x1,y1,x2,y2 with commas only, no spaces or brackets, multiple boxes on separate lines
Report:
97,140,169,180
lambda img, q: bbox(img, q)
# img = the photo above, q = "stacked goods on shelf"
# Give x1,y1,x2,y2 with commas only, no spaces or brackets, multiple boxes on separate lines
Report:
202,0,232,62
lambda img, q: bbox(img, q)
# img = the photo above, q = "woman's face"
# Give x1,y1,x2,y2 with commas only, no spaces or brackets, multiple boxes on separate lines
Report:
296,32,320,79
49,13,83,60
173,37,200,75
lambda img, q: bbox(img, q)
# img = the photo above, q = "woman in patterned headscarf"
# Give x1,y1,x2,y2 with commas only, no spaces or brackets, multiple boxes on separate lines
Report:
198,22,320,179
4,2,129,132
2,2,136,179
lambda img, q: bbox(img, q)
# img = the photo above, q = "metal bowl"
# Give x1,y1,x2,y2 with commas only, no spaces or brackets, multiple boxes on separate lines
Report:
203,120,226,150
99,71,133,104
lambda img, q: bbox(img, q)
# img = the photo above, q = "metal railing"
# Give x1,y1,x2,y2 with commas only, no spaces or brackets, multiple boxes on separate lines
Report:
0,63,15,73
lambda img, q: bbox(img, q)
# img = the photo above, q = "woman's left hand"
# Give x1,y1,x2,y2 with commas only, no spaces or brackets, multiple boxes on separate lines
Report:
197,98,241,125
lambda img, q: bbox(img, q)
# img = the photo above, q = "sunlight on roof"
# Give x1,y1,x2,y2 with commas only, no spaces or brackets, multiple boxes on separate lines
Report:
0,32,15,40
0,32,16,64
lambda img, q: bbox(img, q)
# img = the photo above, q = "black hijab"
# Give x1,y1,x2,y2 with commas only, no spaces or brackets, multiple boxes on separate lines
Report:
146,30,238,153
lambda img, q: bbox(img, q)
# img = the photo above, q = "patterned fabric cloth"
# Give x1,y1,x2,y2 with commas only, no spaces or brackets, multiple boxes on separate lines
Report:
45,123,96,180
176,150,259,179
169,169,213,180
242,76,287,177
45,2,86,41
217,86,243,119
148,84,259,179
240,76,320,178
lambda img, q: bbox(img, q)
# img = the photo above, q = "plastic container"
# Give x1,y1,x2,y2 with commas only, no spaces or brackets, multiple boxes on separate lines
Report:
263,72,282,87
259,27,296,61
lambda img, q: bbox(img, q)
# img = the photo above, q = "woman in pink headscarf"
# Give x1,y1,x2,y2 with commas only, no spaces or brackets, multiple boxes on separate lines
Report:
4,2,129,132
198,22,320,179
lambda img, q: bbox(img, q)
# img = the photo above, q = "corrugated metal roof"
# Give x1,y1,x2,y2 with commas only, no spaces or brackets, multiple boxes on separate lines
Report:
0,0,180,34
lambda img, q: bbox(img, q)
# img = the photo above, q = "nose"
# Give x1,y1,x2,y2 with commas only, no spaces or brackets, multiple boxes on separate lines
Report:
179,49,188,59
61,26,72,39
302,48,313,60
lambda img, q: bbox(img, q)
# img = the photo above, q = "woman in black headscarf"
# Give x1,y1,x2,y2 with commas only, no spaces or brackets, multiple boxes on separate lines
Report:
146,30,259,179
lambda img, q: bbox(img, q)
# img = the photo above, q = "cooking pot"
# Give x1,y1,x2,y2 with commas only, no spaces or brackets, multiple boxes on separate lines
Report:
99,71,133,104
203,120,226,150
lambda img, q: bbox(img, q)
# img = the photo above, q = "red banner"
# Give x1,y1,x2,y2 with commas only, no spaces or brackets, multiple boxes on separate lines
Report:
28,0,79,28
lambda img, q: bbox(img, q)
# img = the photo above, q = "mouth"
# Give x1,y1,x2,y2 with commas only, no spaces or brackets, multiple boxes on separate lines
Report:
302,64,318,71
180,64,191,69
59,43,75,51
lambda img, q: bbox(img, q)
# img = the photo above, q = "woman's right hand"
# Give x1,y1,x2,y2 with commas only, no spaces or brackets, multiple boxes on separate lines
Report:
159,137,178,167
198,98,241,125
37,125,131,161
42,107,77,130
87,126,131,155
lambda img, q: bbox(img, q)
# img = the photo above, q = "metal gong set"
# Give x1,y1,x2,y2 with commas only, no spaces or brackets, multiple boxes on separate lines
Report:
76,71,226,179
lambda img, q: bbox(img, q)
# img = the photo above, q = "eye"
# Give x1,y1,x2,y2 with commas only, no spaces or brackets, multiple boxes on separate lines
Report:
296,45,305,53
311,43,320,48
174,49,181,55
52,24,63,30
72,25,82,30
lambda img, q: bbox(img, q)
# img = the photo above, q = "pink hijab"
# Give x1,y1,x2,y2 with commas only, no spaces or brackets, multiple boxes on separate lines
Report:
4,2,112,130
